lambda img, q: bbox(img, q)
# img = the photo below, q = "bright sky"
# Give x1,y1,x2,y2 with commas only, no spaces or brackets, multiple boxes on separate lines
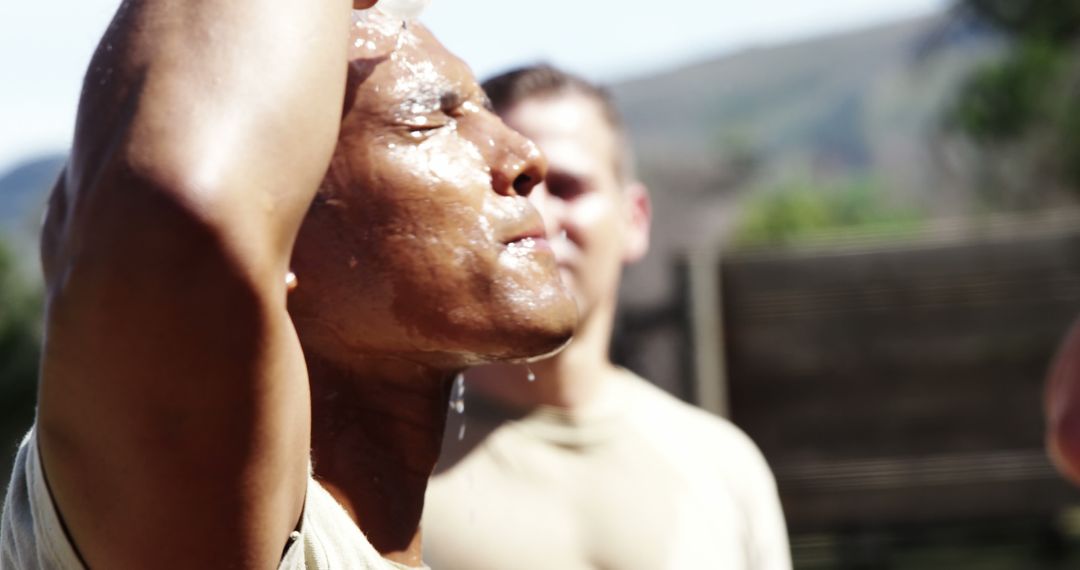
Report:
0,0,948,176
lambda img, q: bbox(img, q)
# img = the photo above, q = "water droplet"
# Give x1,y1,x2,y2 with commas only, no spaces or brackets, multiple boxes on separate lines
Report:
457,422,466,440
449,373,466,413
374,0,431,21
526,366,536,382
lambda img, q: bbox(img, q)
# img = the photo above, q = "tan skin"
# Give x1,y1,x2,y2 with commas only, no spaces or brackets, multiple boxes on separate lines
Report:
35,1,574,568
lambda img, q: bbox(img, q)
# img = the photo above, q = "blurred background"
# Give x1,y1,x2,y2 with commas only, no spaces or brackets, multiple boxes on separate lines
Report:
4,0,1080,567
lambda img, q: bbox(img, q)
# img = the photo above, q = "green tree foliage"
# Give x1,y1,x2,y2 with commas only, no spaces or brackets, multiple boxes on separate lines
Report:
733,178,923,247
949,41,1065,141
0,239,42,479
948,0,1080,202
962,0,1080,41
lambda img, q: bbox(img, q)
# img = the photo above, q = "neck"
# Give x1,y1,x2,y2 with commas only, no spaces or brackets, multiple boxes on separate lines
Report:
469,298,618,412
307,353,455,567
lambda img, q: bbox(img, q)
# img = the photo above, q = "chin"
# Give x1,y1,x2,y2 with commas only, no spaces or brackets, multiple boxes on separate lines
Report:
447,297,578,367
514,281,578,352
501,316,576,361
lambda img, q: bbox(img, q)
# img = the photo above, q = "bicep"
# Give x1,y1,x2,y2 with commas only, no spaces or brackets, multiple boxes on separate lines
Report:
35,175,311,568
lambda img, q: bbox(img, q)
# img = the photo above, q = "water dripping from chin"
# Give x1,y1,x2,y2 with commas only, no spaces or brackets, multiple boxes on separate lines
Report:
450,372,467,439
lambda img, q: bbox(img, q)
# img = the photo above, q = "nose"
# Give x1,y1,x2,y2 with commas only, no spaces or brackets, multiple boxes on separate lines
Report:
487,123,547,198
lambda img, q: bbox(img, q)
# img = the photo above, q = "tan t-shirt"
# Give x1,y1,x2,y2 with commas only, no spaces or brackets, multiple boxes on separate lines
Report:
423,370,791,570
1,428,425,570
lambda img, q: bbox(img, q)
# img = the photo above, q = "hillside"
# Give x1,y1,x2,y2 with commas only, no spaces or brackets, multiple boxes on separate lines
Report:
0,154,64,278
610,12,1001,305
0,154,63,228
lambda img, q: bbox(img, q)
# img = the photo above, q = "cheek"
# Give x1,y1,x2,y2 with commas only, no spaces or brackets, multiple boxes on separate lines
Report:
368,135,496,265
570,194,623,247
425,134,490,188
386,129,490,191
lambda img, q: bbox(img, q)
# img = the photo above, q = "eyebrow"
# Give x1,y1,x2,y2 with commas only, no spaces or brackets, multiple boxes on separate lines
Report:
439,91,464,111
438,90,494,113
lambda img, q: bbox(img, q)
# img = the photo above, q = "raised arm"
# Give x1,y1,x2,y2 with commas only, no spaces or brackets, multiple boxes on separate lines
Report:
36,0,372,567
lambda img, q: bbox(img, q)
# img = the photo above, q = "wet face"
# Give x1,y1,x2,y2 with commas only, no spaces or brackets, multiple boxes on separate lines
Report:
499,93,650,322
289,13,576,368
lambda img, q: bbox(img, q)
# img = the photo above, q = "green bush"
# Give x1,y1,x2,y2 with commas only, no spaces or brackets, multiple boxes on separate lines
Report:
948,40,1065,142
733,178,924,247
949,0,1080,197
0,239,42,479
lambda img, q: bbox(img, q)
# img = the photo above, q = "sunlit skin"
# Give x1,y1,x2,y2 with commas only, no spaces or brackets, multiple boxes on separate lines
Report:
464,92,651,411
1047,319,1080,485
291,15,574,368
292,15,577,565
31,1,575,568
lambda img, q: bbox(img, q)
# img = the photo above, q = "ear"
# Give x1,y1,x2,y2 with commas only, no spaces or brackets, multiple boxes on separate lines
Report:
621,181,651,264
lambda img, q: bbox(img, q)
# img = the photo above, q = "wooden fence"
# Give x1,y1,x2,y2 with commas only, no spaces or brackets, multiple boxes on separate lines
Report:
694,215,1080,531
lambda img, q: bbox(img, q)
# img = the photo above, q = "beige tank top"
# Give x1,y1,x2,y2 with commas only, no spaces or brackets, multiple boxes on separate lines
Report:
1,428,426,570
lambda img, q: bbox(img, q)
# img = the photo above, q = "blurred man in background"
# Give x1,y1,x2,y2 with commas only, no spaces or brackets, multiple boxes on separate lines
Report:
423,64,792,570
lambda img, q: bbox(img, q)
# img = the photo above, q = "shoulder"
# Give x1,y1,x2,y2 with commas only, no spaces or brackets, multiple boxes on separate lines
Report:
616,371,777,482
619,372,760,450
616,371,791,565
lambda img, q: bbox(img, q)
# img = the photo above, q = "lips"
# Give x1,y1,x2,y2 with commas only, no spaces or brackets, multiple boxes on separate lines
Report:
499,203,552,254
505,236,552,253
498,219,544,243
502,225,547,246
500,225,555,258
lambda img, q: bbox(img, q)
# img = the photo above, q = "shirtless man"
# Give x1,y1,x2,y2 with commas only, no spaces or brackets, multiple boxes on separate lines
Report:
423,65,792,569
0,2,576,568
